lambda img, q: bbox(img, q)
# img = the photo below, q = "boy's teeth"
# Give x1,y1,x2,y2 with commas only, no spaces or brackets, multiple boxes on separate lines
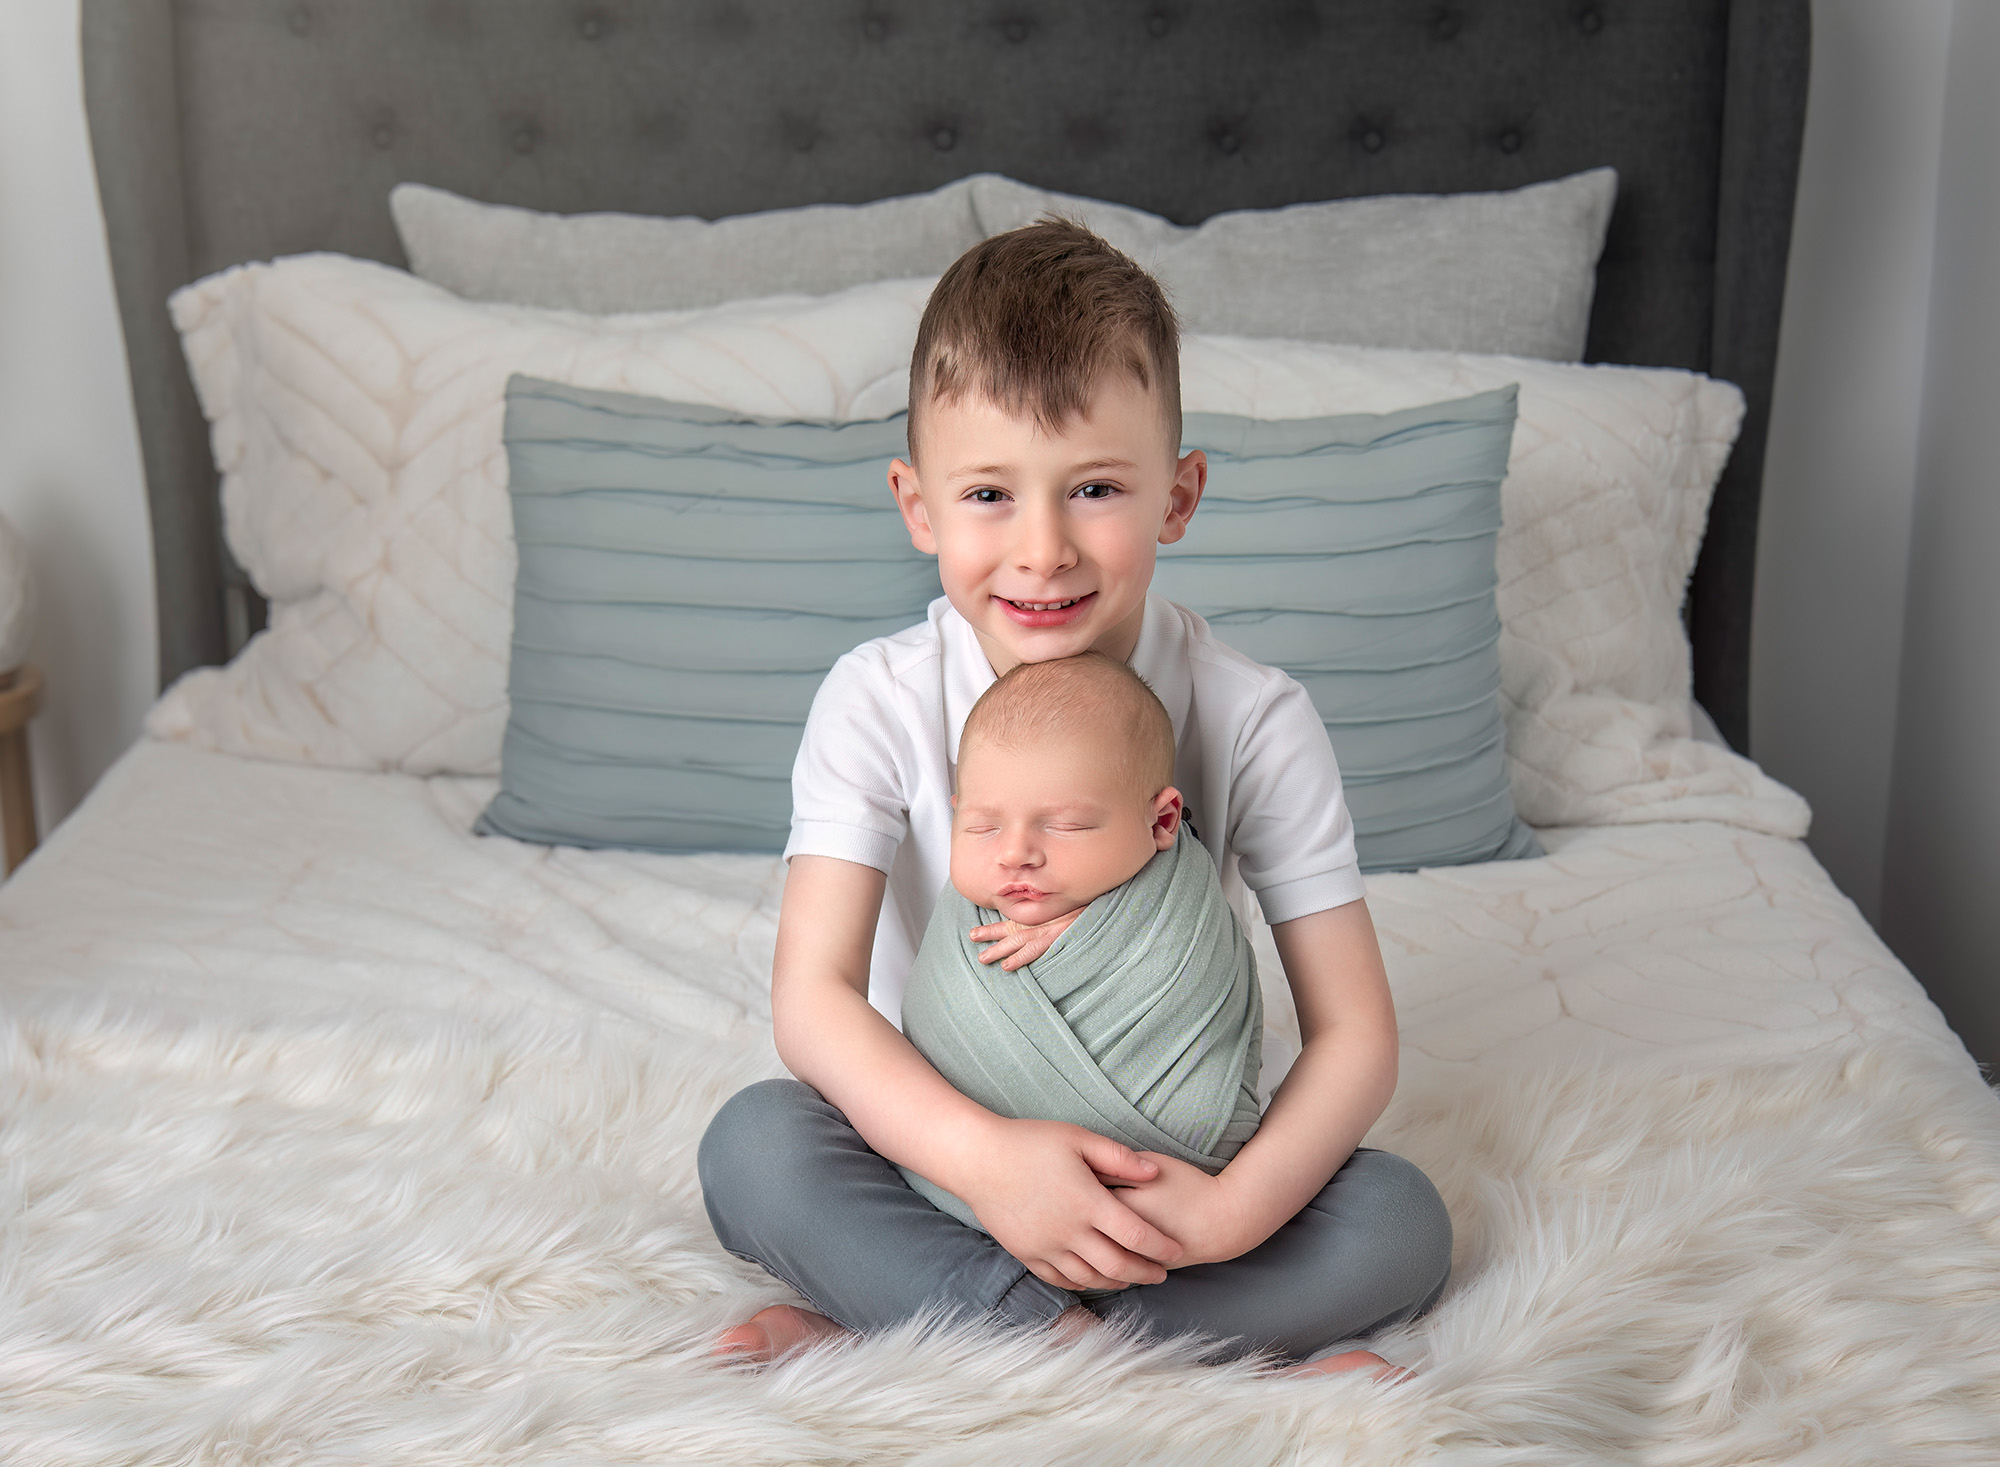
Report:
1012,598,1079,611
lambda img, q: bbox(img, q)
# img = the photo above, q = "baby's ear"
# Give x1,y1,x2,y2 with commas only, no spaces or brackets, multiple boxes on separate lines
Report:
1152,787,1185,849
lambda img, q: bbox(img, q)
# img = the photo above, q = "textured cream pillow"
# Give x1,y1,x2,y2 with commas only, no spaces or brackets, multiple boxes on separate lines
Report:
153,256,932,774
1178,338,1808,837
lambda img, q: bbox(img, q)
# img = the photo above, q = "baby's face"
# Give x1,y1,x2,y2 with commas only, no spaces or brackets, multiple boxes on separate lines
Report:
950,732,1180,926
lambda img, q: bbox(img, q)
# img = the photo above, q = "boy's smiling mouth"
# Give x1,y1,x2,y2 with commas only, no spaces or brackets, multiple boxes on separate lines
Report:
996,592,1095,627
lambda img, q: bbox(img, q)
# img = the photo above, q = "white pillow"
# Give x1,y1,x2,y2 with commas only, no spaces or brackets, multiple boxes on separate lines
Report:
393,170,1614,361
156,252,1807,840
1178,338,1809,837
153,256,932,774
391,177,984,315
966,170,1617,362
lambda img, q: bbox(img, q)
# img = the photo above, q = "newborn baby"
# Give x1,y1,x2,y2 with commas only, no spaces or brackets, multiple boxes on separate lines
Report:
897,651,1264,1231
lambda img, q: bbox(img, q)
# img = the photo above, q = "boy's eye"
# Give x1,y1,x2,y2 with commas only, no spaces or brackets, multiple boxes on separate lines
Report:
1073,481,1118,500
967,487,1007,504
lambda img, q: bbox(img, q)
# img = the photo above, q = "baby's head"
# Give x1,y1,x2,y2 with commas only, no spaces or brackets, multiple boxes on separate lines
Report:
950,652,1183,926
889,219,1207,676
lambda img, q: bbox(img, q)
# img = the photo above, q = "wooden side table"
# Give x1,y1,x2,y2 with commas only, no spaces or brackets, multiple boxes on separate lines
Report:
0,665,42,875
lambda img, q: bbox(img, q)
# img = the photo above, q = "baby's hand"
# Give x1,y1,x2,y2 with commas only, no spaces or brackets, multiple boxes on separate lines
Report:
970,910,1080,971
1112,1153,1256,1268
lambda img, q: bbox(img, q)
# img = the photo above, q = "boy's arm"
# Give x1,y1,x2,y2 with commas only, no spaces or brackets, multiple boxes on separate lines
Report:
1230,898,1401,1226
771,854,1186,1291
1113,897,1400,1264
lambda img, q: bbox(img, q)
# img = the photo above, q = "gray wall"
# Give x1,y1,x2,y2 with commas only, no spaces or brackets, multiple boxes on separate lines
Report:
1753,0,1950,931
1878,0,2000,1069
1757,0,2000,1068
0,0,155,837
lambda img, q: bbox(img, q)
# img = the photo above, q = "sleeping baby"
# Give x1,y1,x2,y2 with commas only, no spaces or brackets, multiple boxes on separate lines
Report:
897,651,1265,1232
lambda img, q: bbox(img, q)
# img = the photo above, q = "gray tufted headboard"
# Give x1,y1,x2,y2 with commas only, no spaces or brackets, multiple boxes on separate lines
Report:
80,0,1807,752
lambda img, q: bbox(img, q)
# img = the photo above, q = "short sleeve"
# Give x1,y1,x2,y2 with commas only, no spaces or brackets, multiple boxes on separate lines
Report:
785,648,911,874
1228,675,1367,925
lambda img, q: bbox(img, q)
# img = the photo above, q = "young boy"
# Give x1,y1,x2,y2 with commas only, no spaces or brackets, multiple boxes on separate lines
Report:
698,219,1451,1376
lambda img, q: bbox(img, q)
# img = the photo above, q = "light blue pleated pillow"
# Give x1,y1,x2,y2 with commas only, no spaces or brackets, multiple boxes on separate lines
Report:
481,375,1539,870
478,378,940,852
1157,389,1540,870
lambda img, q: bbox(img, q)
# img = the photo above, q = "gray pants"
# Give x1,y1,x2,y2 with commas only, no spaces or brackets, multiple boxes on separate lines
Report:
699,1079,1452,1363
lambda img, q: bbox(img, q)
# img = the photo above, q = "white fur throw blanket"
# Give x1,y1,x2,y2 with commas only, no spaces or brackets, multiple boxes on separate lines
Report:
4,997,1996,1465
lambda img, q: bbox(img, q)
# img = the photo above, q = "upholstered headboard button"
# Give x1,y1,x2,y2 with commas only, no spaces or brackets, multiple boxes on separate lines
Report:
510,120,542,156
1357,124,1387,155
1498,128,1524,155
578,13,607,41
1275,7,1321,44
1066,116,1113,157
782,115,820,154
1579,7,1605,36
1145,9,1173,38
930,126,957,153
286,4,309,37
1432,12,1461,41
863,14,890,41
1002,17,1032,43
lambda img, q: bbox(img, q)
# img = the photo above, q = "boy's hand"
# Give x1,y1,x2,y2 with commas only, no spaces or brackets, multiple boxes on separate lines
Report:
970,911,1080,971
957,1118,1186,1292
1111,1152,1257,1268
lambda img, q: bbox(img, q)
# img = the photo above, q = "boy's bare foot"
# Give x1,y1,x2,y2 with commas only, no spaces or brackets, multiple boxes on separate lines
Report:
1048,1304,1101,1344
1283,1349,1417,1385
713,1304,851,1362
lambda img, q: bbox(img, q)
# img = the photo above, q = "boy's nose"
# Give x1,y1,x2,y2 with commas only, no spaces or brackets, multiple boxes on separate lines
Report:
1013,503,1079,578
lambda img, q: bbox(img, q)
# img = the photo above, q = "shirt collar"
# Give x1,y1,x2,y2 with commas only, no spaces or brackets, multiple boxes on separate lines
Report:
1130,594,1193,748
938,598,988,770
938,593,1192,771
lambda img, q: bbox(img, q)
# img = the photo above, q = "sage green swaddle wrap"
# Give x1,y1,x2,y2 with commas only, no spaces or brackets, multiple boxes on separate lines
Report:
897,827,1263,1232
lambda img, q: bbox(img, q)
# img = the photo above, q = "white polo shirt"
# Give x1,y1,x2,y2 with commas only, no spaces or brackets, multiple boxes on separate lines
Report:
786,593,1367,1022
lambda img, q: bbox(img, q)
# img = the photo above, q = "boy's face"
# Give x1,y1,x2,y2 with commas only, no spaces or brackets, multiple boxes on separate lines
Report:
950,731,1182,926
889,373,1206,675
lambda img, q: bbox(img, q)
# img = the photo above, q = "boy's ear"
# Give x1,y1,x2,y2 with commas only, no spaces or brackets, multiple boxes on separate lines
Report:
1152,787,1185,849
889,458,938,555
1157,448,1207,547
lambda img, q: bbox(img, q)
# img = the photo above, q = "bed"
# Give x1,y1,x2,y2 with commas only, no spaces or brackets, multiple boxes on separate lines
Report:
4,2,1995,1462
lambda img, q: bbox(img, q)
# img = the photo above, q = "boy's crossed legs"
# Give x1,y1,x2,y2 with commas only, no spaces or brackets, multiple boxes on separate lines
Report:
698,1079,1451,1378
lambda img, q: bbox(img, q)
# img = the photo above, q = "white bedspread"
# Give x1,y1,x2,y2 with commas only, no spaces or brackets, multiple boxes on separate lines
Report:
3,741,1995,1465
2,740,1966,1089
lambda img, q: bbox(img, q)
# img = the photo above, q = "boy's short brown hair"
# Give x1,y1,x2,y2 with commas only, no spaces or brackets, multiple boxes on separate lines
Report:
908,217,1181,459
958,652,1176,800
